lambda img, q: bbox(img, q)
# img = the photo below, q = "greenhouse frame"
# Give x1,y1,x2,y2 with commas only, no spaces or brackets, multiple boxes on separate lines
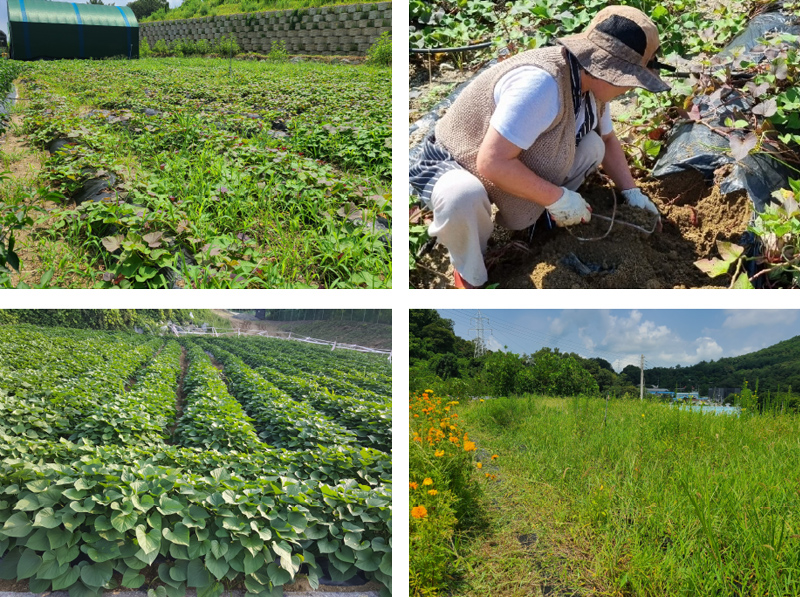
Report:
7,0,139,60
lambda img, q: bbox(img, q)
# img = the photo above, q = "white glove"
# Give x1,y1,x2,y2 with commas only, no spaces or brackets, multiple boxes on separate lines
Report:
546,187,591,227
622,188,659,214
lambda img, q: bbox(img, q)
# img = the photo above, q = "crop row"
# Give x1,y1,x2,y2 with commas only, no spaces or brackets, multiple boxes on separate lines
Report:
0,330,163,442
175,345,260,453
0,428,390,491
0,326,159,401
262,339,392,396
208,339,391,452
191,339,358,451
0,447,391,596
69,341,182,447
229,336,391,395
255,366,391,454
0,326,392,594
210,337,385,402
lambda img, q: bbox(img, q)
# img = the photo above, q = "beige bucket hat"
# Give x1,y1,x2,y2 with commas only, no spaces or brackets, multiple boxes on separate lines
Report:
556,5,671,93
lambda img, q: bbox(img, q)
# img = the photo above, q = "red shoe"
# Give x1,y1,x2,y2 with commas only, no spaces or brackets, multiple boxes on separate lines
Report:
453,269,478,289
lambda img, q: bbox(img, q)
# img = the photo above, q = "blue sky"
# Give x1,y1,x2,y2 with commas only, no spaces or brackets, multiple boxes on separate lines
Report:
437,310,800,372
1,0,183,35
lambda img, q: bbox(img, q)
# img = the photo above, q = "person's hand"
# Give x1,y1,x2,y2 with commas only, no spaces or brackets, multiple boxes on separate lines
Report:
622,188,658,214
546,187,592,226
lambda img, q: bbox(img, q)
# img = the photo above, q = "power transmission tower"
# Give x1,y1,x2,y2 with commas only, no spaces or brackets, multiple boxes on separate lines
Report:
469,310,491,358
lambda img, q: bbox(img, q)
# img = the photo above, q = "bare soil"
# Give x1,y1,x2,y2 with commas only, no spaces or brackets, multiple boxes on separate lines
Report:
411,169,751,289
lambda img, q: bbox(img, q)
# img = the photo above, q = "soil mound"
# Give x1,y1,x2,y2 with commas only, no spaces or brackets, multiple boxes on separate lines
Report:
412,170,752,289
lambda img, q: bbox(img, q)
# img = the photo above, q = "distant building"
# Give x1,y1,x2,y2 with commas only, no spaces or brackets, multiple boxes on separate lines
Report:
8,0,138,60
0,31,7,47
708,387,741,403
646,387,674,398
675,391,700,402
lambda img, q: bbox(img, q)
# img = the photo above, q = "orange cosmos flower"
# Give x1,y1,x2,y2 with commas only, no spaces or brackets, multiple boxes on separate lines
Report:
411,506,428,519
409,482,418,490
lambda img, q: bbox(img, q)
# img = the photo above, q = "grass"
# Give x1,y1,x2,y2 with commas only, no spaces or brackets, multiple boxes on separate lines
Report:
4,57,390,288
451,396,800,596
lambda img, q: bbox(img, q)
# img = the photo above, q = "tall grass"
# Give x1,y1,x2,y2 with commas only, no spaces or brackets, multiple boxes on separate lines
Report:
460,396,800,596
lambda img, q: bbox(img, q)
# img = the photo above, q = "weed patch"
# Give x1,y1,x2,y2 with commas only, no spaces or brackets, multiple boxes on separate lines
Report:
4,57,390,288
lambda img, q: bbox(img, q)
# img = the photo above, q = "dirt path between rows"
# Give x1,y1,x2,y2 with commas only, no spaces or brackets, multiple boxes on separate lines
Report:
168,345,189,442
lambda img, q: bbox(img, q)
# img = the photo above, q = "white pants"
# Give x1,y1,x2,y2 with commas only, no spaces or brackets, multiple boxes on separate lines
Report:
428,131,606,286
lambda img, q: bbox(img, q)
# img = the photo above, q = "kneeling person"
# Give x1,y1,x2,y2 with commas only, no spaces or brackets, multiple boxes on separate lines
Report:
410,5,673,288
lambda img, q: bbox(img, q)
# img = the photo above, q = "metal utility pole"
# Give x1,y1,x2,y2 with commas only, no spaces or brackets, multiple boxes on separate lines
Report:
640,354,645,400
469,310,491,358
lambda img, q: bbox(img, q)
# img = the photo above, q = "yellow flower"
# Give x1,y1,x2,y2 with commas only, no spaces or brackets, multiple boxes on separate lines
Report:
423,478,433,486
463,440,476,452
491,454,498,460
411,506,428,519
641,414,645,418
409,482,418,490
428,490,438,496
476,462,482,469
480,399,484,402
435,450,445,457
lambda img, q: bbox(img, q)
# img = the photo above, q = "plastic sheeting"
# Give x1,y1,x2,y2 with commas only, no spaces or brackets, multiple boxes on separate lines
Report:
653,8,800,212
651,87,793,213
408,60,496,167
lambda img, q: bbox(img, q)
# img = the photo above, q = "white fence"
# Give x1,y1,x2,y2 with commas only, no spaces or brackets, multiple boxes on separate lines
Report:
167,324,392,361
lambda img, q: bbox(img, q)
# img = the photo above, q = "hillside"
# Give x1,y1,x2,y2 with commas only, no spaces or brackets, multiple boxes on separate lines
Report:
641,335,800,393
143,0,382,22
214,310,391,350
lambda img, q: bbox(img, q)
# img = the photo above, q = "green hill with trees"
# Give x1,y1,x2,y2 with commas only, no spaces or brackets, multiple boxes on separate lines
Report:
625,335,800,394
412,310,800,408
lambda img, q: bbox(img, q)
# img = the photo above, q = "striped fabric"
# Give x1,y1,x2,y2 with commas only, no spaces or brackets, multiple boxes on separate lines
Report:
566,51,597,145
408,136,463,207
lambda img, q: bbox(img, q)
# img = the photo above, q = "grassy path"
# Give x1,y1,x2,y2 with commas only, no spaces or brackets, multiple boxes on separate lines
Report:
452,397,800,597
453,432,598,597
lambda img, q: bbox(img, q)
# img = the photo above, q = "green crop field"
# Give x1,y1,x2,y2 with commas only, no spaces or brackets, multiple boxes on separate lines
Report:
0,324,392,596
0,57,390,289
453,396,800,596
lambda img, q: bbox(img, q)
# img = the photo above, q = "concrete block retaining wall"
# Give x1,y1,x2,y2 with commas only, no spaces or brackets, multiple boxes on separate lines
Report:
139,1,391,56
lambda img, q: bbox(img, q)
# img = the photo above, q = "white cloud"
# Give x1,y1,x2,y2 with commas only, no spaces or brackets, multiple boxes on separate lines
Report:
722,310,796,329
485,336,505,353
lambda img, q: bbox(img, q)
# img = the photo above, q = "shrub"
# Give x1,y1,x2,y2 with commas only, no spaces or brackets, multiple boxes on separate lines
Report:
365,31,390,67
268,39,289,62
152,39,169,56
140,37,152,57
215,34,240,56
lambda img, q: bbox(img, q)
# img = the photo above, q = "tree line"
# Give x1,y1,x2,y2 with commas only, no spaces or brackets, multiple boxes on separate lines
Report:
410,310,639,398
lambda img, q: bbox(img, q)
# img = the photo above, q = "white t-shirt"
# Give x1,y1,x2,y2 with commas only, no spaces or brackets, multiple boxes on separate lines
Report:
489,66,613,150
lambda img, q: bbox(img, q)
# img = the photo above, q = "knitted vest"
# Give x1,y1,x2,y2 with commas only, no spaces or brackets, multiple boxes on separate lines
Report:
435,46,597,230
